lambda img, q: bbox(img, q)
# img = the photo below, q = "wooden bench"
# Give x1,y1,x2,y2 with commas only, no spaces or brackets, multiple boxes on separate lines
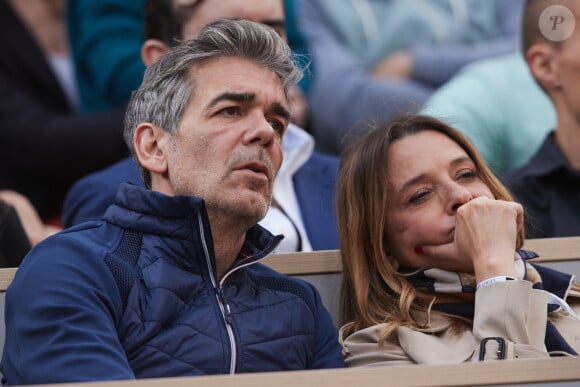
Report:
12,357,580,387
1,236,579,292
0,237,579,386
1,236,580,326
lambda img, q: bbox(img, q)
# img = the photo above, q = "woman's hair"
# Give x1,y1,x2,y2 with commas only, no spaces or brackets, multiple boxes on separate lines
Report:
337,114,524,340
124,18,302,188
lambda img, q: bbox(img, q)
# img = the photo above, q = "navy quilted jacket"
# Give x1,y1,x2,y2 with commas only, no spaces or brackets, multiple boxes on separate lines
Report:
1,184,344,384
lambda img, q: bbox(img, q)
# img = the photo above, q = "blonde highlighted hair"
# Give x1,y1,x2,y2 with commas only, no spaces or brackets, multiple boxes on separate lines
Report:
337,115,524,340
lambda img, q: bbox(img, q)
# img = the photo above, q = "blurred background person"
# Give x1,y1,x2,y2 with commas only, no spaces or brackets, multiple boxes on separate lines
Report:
0,0,127,223
422,50,555,176
0,190,61,267
503,0,580,238
67,0,309,128
292,0,525,154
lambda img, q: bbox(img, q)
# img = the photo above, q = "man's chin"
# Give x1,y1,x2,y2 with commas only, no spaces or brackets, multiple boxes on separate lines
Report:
208,187,270,220
230,193,270,222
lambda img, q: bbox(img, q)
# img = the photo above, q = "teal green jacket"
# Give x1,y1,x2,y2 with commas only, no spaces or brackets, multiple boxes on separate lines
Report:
67,0,146,112
67,0,304,112
422,52,556,175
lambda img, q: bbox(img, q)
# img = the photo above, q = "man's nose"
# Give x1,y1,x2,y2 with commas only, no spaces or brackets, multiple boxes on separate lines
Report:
242,115,277,147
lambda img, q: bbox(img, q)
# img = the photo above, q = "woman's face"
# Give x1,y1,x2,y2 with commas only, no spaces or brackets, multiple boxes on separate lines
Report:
384,130,494,272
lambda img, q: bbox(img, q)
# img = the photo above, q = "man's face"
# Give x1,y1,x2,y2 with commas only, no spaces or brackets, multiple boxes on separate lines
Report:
552,14,580,118
164,56,290,225
180,0,285,40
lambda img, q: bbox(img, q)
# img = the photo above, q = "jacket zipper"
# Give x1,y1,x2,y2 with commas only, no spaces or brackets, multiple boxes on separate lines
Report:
197,214,237,374
196,213,282,374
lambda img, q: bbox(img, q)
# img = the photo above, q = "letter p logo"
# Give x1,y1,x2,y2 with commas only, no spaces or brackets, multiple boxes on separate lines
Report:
551,15,565,30
539,5,575,42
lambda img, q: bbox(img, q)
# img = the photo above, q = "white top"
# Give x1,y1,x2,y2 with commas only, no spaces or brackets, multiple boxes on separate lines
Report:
47,53,80,111
258,124,314,253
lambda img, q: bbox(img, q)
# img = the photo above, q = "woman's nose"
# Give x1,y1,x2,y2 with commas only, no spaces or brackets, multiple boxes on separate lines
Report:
449,184,473,213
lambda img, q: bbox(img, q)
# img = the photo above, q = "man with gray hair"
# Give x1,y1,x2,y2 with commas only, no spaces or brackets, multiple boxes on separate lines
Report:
1,19,344,384
63,0,339,254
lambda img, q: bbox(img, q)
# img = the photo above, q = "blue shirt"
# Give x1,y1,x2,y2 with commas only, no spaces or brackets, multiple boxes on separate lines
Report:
503,132,580,238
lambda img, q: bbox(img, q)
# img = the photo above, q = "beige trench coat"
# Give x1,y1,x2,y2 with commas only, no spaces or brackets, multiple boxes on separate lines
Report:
341,280,580,366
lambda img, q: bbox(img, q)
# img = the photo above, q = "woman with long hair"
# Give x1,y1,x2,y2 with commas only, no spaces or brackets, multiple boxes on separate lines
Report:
337,114,580,365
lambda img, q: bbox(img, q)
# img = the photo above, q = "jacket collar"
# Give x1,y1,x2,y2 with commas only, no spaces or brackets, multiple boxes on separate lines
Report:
104,183,282,267
522,131,573,178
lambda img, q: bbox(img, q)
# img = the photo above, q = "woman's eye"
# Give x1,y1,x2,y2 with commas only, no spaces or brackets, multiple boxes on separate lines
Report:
457,169,476,180
409,190,429,204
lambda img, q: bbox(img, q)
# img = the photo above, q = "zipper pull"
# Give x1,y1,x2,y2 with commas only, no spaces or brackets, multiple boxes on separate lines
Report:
224,303,233,324
218,287,233,324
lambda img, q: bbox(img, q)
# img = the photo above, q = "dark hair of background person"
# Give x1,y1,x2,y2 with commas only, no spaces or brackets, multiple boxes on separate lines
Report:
0,201,31,268
145,0,199,46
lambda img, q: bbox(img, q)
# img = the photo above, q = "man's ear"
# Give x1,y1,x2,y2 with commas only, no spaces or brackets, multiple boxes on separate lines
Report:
141,39,171,67
133,123,170,176
527,43,560,91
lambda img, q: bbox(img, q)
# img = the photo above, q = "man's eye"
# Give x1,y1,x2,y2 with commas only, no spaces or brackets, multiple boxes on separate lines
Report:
269,119,286,134
220,106,240,117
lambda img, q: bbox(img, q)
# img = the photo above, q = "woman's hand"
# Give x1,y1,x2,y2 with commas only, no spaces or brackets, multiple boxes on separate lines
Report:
454,197,522,283
421,197,522,282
